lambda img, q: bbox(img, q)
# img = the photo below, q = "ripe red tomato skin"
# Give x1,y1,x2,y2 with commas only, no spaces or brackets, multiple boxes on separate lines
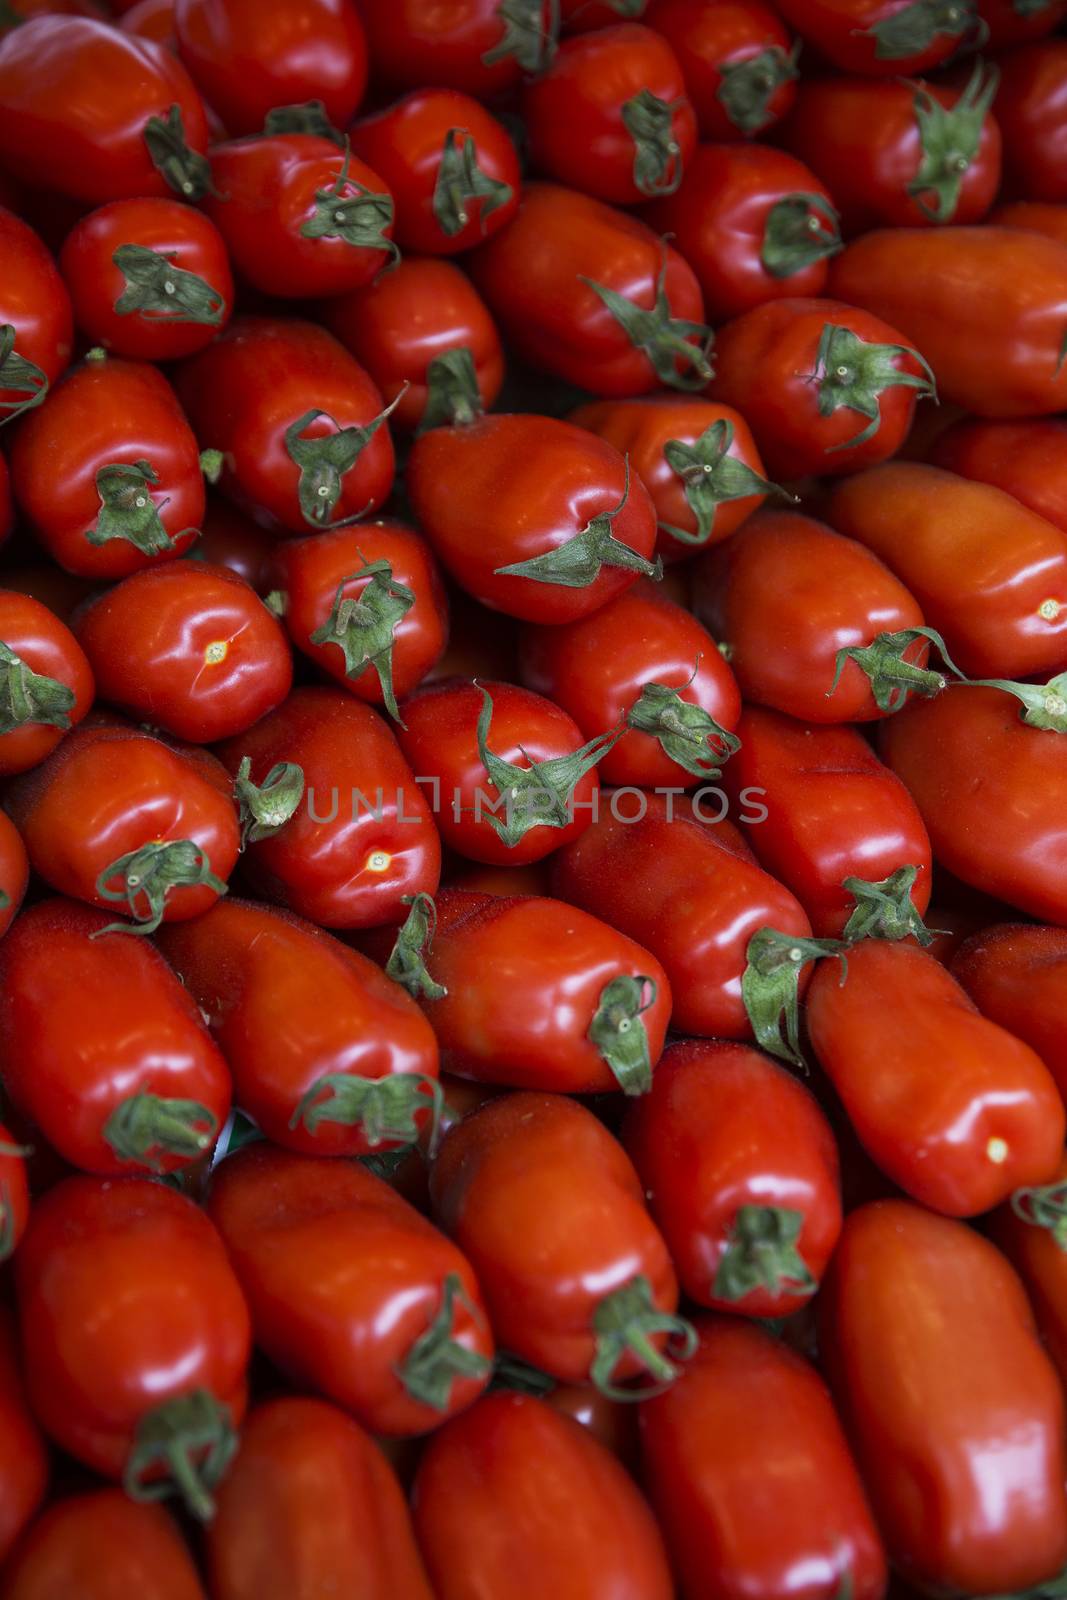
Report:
195,498,277,593
350,90,519,255
206,1398,433,1600
774,0,968,74
820,1199,1067,1595
644,0,797,140
2,1491,205,1600
358,0,540,98
121,0,179,48
215,687,441,930
931,416,1067,536
0,206,73,407
0,17,208,203
518,580,741,788
996,41,1067,203
807,940,1065,1217
15,1175,250,1479
0,809,28,939
979,0,1067,47
10,357,203,580
989,1151,1067,1387
412,1392,674,1600
173,0,367,136
0,1308,48,1571
321,257,504,431
0,589,94,775
60,197,233,362
207,1142,493,1436
952,924,1067,1102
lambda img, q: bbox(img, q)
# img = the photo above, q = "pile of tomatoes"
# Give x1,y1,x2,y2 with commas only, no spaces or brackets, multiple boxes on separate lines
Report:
4,0,1067,1595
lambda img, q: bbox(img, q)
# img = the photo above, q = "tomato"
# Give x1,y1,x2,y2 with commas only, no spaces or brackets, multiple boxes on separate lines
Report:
194,497,277,593
73,561,290,743
952,924,1067,1101
979,0,1067,46
413,1393,674,1600
774,0,975,73
207,1141,492,1434
0,809,27,939
431,1093,691,1392
215,687,440,928
692,510,928,724
708,298,936,481
0,588,93,776
995,198,1067,249
359,0,559,98
273,522,447,724
931,416,1067,535
409,414,659,624
561,0,652,30
60,197,232,361
351,90,519,255
517,580,741,788
640,1318,886,1600
207,1398,433,1600
175,318,396,535
0,206,72,422
321,257,504,433
1,0,107,30
5,724,239,931
781,64,1000,233
15,1175,250,1512
467,183,712,396
0,1309,47,1570
121,0,179,47
727,708,933,938
990,1150,1067,1387
821,1199,1067,1594
1,1492,205,1600
828,461,1067,678
644,0,797,140
828,225,1067,415
996,40,1067,202
173,0,367,135
0,17,210,203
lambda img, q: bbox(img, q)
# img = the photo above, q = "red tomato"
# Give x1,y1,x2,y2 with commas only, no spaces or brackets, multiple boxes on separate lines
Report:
0,206,73,421
413,1393,674,1600
997,40,1067,202
214,687,440,929
408,413,659,623
692,510,929,723
708,298,936,480
5,724,239,931
644,0,798,140
351,90,519,255
60,197,231,361
953,924,1067,1101
194,497,278,592
73,560,291,742
359,0,559,98
431,1093,690,1391
175,317,396,535
979,0,1067,46
207,1141,492,1434
0,588,93,776
0,808,27,939
0,898,231,1176
467,183,712,396
641,1318,886,1600
0,1308,47,1570
274,522,447,724
321,256,504,432
989,1150,1067,1386
173,0,367,135
820,1199,1067,1594
207,1398,433,1600
121,0,179,47
0,17,210,203
931,415,1067,534
1,1492,205,1600
828,225,1067,415
518,580,741,787
773,0,975,74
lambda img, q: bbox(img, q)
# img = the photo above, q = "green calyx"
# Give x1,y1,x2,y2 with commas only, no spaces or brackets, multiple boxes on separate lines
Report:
261,100,345,146
0,640,75,736
103,1093,218,1172
841,864,941,947
417,347,484,434
143,105,217,202
398,1272,491,1410
621,89,685,197
289,1069,444,1154
581,259,714,392
300,142,399,265
863,0,973,58
0,890,8,912
588,974,658,1095
482,0,559,72
971,671,1067,733
907,60,998,224
590,1275,698,1401
810,322,937,453
713,1204,817,1303
474,684,622,848
307,555,415,724
284,393,402,530
742,927,848,1069
828,624,961,713
124,1390,236,1524
93,839,227,937
0,323,48,423
232,756,305,847
660,419,787,546
761,192,842,280
1012,0,1055,12
490,1352,557,1396
112,244,226,327
1012,1181,1067,1250
716,43,800,136
626,671,740,779
495,458,662,588
85,460,186,555
385,893,448,1000
432,128,514,238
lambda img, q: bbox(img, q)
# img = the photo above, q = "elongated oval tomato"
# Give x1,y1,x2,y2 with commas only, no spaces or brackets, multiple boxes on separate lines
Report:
207,1398,433,1600
644,0,798,140
207,1142,493,1436
952,924,1067,1100
0,898,231,1177
989,1150,1067,1385
0,588,93,776
641,1318,887,1600
778,0,974,73
0,1308,47,1570
820,1199,1067,1595
807,939,1065,1214
0,205,73,420
216,687,440,929
359,0,558,98
931,416,1067,535
996,39,1067,202
413,1393,674,1600
0,808,27,940
1,1492,205,1600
